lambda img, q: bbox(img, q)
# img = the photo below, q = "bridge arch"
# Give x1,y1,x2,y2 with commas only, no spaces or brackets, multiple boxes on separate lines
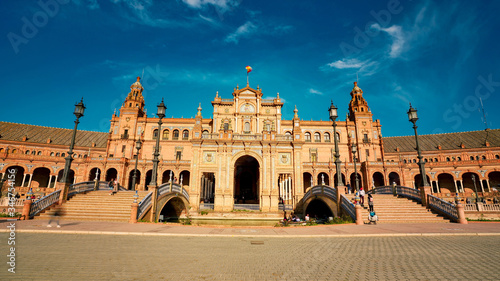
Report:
299,185,338,218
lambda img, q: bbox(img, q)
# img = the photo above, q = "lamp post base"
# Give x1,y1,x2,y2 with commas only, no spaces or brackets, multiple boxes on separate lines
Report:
419,185,432,207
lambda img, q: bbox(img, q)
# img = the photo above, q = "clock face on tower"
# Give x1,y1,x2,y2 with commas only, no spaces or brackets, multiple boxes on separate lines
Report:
240,103,255,113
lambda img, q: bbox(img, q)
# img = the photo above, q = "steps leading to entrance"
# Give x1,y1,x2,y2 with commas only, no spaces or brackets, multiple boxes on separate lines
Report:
343,194,450,224
35,190,150,222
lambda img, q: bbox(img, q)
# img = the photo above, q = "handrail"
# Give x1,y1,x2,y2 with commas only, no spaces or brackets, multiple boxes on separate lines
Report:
367,186,393,195
340,194,356,221
29,189,61,218
137,192,152,220
302,185,337,203
68,181,95,197
395,186,422,203
137,182,190,220
427,194,458,222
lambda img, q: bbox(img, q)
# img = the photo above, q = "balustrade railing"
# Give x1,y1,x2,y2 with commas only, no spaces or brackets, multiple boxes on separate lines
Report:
276,135,293,141
68,181,96,197
234,204,260,211
137,192,152,220
482,204,500,211
0,197,24,206
427,194,458,222
233,134,260,140
367,186,393,195
340,194,356,221
200,203,214,210
302,185,336,202
279,204,293,211
396,186,421,203
29,189,61,218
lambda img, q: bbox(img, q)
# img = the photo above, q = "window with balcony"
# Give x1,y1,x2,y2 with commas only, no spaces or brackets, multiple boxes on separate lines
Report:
162,129,169,140
324,132,330,142
173,129,179,140
314,132,321,142
305,132,311,142
182,130,189,140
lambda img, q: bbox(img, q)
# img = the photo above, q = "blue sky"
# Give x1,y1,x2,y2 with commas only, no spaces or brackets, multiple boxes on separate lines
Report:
1,0,500,137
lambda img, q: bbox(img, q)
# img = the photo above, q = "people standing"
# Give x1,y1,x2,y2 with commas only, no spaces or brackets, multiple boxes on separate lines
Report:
359,187,365,206
346,183,351,194
368,194,374,212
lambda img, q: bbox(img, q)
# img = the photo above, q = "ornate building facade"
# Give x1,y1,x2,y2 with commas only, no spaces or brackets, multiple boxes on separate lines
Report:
1,78,499,212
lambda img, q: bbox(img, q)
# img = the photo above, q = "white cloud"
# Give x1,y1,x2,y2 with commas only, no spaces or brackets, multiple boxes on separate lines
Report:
328,58,364,69
224,21,257,44
308,88,323,95
371,24,405,58
182,0,240,12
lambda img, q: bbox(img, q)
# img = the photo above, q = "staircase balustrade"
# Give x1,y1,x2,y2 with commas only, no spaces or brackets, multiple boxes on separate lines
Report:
137,192,152,220
29,189,61,218
367,186,393,194
396,186,422,203
340,194,356,221
68,181,96,197
427,194,458,222
302,185,337,203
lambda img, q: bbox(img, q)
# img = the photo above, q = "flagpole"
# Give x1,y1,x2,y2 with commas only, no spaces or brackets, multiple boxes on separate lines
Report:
247,72,249,86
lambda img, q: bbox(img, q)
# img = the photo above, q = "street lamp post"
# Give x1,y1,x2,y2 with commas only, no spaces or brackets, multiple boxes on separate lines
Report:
352,144,359,194
59,99,85,204
471,174,480,203
150,99,166,222
328,101,345,189
131,138,142,191
407,104,429,188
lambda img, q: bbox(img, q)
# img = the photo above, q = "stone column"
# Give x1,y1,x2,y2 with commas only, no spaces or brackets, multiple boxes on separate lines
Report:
21,199,32,220
48,175,53,188
454,180,458,193
21,174,27,187
456,202,468,224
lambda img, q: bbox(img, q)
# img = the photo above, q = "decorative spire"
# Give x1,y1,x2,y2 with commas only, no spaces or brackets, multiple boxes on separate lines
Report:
294,105,298,118
277,92,280,99
197,103,202,116
216,91,219,98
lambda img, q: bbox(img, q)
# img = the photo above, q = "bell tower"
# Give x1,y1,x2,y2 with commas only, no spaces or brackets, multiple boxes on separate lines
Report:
348,82,372,121
122,77,145,117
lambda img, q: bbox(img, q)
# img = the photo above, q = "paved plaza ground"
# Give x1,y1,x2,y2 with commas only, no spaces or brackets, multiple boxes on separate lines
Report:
1,220,500,280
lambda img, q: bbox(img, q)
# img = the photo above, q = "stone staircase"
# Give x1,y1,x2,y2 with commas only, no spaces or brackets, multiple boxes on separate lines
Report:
345,194,450,224
35,190,150,222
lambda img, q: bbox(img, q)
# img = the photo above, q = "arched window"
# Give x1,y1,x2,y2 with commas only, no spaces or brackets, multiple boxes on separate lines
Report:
162,129,169,140
25,150,30,155
202,130,209,138
244,122,250,132
12,149,16,153
173,129,179,140
413,159,417,163
434,158,438,162
335,132,340,142
83,155,87,159
446,157,450,162
37,151,42,155
153,129,158,139
305,132,311,142
496,155,500,159
403,159,407,164
457,157,461,161
324,132,331,142
482,155,486,160
61,153,66,157
476,156,479,160
424,158,428,162
314,132,321,142
182,130,189,140
470,156,474,160
0,148,3,153
31,150,36,155
50,152,55,156
56,152,60,157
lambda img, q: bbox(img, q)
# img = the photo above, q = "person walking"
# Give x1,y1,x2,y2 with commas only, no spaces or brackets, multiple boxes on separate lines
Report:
368,194,374,212
47,208,62,228
359,187,365,206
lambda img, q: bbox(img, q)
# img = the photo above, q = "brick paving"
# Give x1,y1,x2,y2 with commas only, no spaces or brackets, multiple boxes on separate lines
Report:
1,233,499,280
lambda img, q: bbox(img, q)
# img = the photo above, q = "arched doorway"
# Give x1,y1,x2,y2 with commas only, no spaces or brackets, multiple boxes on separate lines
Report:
350,172,362,191
145,170,153,191
333,173,346,188
179,170,190,186
414,174,431,188
162,170,174,184
388,172,400,185
128,170,141,190
317,172,329,186
372,172,384,187
159,197,186,222
57,169,75,184
437,173,455,194
462,172,481,194
305,199,334,220
303,172,312,192
489,171,500,191
234,156,259,204
32,167,51,188
88,167,101,181
4,166,25,187
105,168,117,182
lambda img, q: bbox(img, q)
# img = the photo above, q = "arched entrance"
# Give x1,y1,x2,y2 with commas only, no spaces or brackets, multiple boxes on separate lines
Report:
57,169,75,184
162,170,174,184
414,174,430,188
437,173,455,194
372,172,384,187
159,197,186,222
489,171,500,191
350,172,362,190
179,170,190,186
145,170,153,191
33,167,51,188
388,172,400,185
128,170,141,190
317,172,329,186
5,166,25,187
462,172,481,194
234,156,259,204
88,167,101,181
305,199,334,220
105,168,117,182
303,172,312,192
333,173,346,188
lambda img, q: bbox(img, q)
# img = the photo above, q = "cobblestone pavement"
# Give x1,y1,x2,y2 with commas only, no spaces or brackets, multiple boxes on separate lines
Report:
1,233,499,280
